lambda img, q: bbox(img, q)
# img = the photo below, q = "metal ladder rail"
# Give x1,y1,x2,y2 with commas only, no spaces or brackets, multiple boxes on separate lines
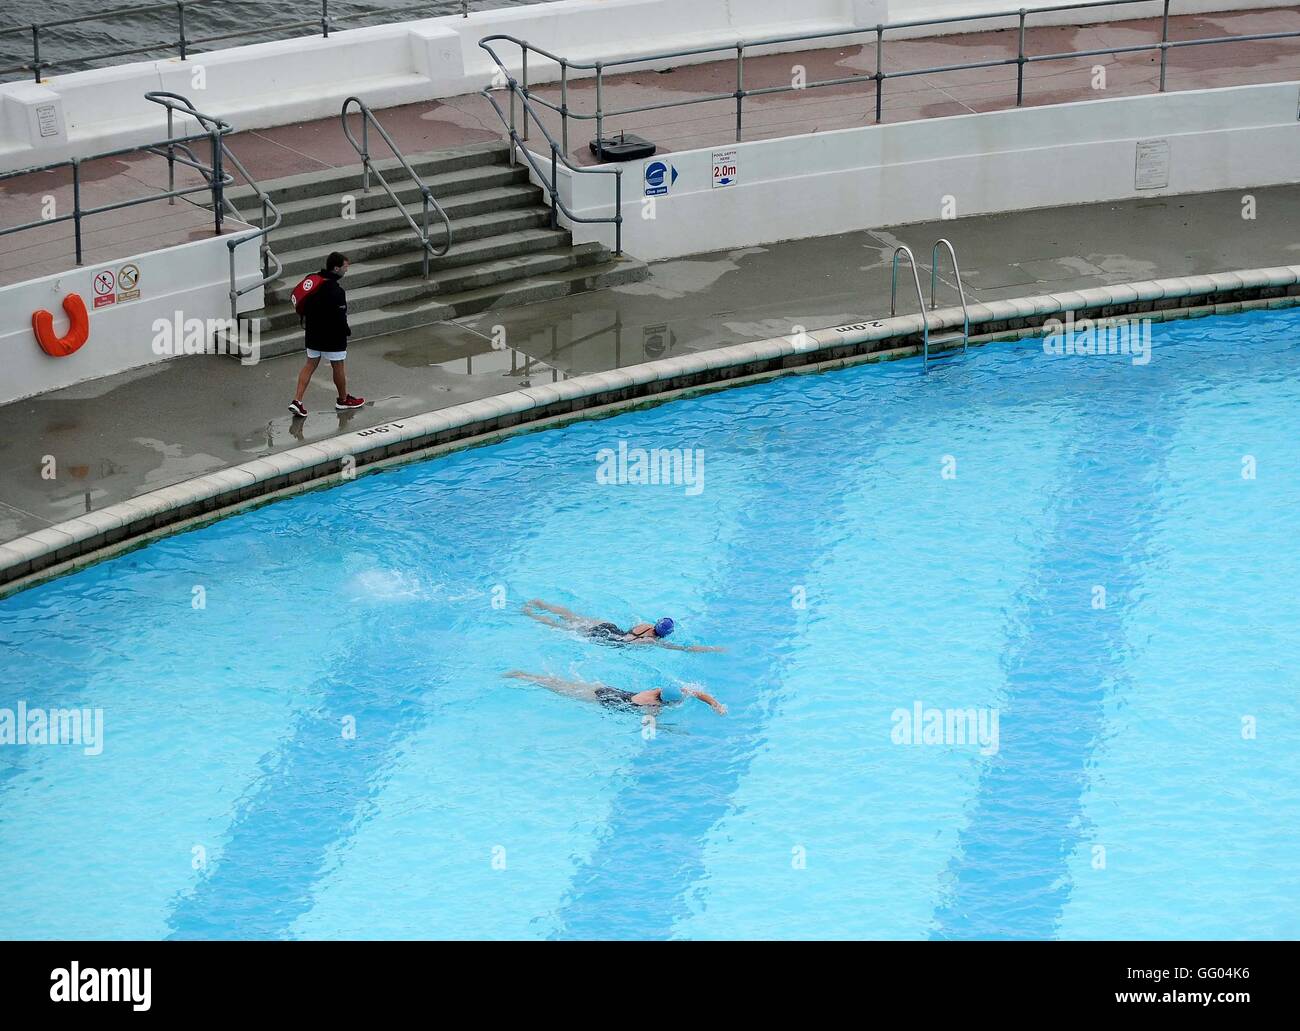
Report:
928,237,970,360
890,245,931,360
341,96,452,277
144,91,283,322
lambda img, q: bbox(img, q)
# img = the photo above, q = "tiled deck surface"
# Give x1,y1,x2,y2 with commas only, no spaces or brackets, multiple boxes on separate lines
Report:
1,5,1297,280
0,157,250,287
171,5,1300,175
533,5,1300,164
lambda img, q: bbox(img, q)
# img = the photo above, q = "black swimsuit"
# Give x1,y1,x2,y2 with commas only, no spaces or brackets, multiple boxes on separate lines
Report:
587,622,657,646
594,686,640,711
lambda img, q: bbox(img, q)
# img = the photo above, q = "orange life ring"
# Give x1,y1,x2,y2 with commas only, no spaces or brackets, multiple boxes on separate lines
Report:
32,293,91,358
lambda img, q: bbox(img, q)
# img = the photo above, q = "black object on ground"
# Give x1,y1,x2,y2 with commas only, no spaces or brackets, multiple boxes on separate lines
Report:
589,132,657,161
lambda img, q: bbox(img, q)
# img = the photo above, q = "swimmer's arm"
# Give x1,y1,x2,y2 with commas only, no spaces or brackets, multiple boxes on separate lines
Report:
685,687,727,715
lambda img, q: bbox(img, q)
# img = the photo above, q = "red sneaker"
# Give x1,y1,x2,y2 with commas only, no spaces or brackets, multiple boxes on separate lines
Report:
288,399,307,417
335,395,365,410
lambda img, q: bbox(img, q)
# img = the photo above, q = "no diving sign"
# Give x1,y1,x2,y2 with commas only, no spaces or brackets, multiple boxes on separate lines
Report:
118,263,141,302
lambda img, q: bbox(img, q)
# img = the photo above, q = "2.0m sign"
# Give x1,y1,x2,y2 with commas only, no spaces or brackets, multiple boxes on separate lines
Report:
712,149,738,188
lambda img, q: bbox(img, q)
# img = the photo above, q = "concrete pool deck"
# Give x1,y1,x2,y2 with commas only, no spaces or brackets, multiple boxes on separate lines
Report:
0,182,1298,553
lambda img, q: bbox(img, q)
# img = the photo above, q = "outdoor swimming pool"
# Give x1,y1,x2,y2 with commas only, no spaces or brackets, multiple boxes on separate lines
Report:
2,307,1298,940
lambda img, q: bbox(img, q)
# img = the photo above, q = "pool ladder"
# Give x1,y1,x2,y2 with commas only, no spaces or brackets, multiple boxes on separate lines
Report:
890,239,970,370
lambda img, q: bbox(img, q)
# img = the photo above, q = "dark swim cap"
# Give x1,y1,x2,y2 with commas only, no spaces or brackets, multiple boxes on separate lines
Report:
655,617,675,637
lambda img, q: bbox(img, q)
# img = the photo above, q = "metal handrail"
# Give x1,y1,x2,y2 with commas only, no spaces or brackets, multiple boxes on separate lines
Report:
0,1,475,82
0,130,231,265
144,91,283,321
930,238,969,358
341,96,452,275
890,245,930,361
495,0,1300,147
477,38,623,256
0,111,236,267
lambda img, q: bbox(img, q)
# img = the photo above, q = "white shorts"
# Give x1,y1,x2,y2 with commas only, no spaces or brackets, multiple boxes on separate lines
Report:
306,349,347,362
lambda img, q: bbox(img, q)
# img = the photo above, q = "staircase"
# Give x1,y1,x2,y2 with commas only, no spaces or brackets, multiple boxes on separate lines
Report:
225,140,647,358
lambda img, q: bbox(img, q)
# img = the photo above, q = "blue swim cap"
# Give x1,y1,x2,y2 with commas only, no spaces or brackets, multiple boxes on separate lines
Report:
655,617,675,638
659,682,684,704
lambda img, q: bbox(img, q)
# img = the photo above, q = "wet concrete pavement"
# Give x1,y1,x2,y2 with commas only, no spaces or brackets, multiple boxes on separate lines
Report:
1,183,1297,543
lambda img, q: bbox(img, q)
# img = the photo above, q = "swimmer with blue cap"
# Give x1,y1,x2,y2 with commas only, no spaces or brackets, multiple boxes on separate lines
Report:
522,599,723,652
505,671,726,715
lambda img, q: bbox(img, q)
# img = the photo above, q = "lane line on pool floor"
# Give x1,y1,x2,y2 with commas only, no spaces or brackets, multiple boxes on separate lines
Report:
927,327,1300,939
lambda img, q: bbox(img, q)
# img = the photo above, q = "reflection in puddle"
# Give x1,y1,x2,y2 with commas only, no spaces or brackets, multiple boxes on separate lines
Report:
428,346,558,389
614,258,742,299
456,312,685,379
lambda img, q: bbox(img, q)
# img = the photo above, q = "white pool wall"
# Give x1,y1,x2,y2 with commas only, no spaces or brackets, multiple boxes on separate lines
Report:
553,80,1300,259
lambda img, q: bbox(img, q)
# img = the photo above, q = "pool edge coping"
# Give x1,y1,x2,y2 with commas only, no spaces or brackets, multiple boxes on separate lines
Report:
3,264,1299,598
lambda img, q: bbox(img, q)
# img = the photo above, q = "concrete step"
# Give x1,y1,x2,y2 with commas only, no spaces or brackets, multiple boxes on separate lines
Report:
247,162,531,229
218,139,647,364
274,207,556,278
266,225,574,301
259,241,611,333
430,253,650,323
266,183,544,254
248,253,649,358
226,140,511,207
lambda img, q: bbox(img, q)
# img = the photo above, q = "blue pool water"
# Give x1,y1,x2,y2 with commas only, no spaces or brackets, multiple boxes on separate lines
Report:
2,308,1299,940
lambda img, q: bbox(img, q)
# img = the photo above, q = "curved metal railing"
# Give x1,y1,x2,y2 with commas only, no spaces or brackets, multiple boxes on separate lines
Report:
890,245,931,364
930,238,970,357
144,91,282,321
341,96,452,276
478,36,623,256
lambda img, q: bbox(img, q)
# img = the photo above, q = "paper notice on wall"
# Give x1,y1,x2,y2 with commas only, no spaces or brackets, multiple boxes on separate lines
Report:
36,104,59,138
1135,139,1170,190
